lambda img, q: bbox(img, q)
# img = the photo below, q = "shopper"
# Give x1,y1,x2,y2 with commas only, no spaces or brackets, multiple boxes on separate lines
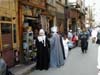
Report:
96,31,100,44
36,29,50,70
62,33,69,59
50,26,64,68
79,28,89,53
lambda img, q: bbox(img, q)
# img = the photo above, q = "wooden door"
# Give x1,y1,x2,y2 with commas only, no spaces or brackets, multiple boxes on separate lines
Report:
1,23,15,67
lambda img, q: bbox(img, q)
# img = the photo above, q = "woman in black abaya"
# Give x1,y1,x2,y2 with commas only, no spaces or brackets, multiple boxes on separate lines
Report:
36,29,50,70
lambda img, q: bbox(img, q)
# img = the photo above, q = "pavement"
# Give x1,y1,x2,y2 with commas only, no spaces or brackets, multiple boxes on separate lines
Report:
9,38,99,75
28,39,99,75
10,63,36,75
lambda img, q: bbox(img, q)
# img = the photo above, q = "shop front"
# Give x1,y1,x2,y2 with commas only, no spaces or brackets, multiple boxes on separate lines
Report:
18,0,47,64
0,0,18,67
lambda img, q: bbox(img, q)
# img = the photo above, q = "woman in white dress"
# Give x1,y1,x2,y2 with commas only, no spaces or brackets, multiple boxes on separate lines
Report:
62,33,69,59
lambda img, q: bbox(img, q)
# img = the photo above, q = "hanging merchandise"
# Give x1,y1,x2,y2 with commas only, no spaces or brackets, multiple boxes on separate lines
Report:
23,6,32,16
24,23,29,28
40,15,48,31
23,26,35,64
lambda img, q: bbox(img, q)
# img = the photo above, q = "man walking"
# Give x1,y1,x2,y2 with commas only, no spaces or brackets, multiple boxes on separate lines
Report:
79,28,89,53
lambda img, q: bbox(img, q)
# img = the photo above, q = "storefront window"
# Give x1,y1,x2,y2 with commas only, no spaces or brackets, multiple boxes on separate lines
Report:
1,23,11,34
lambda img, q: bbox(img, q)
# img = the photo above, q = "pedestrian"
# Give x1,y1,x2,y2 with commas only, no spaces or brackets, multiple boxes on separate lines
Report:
35,29,50,70
58,32,66,60
71,33,78,47
79,28,89,53
96,31,100,44
50,26,64,68
62,33,69,59
68,30,73,41
97,46,100,75
91,28,97,43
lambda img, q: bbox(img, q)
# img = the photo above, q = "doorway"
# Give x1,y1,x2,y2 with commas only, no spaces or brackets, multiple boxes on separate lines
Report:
0,23,15,67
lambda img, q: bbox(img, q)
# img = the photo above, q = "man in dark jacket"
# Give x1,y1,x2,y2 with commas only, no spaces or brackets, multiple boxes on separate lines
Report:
79,28,89,53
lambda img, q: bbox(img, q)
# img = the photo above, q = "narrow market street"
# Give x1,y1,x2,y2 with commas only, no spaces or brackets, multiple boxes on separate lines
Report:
0,0,100,75
28,39,98,75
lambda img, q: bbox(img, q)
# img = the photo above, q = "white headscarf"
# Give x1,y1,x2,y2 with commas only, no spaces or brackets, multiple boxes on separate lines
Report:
38,29,46,46
51,26,57,33
39,29,45,36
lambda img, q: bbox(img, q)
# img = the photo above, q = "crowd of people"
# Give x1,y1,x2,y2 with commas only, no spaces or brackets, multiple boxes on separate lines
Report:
35,25,91,70
35,26,66,70
1,25,100,75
